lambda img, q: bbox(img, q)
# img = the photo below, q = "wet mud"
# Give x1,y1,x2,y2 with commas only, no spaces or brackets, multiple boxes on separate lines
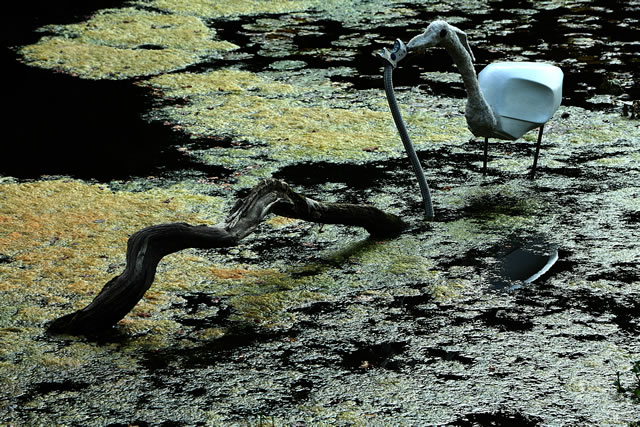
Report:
2,0,640,425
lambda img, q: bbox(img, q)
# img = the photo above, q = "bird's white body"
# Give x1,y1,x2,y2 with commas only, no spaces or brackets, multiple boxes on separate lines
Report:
407,20,563,176
407,20,563,141
478,62,563,140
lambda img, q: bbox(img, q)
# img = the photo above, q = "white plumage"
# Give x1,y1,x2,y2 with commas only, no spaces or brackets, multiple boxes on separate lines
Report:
479,62,563,140
408,20,563,177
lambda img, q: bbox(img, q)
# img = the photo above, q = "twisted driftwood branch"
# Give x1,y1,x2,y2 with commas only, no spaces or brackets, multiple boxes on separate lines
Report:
48,179,406,335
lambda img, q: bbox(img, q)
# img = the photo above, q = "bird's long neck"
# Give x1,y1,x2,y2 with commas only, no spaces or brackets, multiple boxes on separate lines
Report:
444,43,482,99
443,40,496,135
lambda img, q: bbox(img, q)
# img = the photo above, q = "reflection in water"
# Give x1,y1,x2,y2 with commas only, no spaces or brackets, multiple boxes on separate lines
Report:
491,242,558,290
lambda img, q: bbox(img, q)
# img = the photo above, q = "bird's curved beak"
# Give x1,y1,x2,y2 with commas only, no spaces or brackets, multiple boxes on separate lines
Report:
407,32,438,52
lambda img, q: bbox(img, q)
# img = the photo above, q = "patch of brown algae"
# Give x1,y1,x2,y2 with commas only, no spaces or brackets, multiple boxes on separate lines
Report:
0,178,228,342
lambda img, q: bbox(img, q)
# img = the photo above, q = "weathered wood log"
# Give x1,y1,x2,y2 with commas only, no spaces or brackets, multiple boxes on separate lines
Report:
47,179,406,336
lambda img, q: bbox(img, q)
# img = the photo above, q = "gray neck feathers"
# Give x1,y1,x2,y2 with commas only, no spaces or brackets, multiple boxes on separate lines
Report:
443,36,497,136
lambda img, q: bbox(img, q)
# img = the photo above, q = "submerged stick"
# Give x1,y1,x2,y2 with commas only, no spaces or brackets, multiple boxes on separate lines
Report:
47,179,406,336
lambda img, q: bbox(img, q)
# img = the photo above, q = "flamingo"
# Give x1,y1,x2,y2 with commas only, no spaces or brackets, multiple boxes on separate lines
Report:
407,20,563,178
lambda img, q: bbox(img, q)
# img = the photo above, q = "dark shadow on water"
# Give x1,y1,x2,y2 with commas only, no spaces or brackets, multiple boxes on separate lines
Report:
273,160,397,189
448,410,542,427
340,340,409,371
477,307,535,332
2,58,230,181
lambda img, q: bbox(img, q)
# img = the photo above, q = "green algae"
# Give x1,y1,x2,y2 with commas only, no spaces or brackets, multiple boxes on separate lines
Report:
15,0,437,82
138,0,419,29
0,177,475,380
141,68,469,170
3,162,640,427
4,86,640,427
137,0,314,19
0,179,226,296
18,8,237,80
142,68,399,161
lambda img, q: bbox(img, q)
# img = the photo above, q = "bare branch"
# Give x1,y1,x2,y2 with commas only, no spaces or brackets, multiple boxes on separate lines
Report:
47,179,406,336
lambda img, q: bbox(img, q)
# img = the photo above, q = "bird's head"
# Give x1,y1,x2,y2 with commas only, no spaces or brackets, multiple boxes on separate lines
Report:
407,20,475,62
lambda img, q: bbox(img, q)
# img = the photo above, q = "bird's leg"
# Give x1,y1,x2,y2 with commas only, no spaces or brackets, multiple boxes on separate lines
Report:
530,125,544,179
483,137,489,175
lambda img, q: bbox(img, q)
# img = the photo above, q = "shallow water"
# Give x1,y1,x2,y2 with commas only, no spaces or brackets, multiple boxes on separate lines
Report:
2,0,640,425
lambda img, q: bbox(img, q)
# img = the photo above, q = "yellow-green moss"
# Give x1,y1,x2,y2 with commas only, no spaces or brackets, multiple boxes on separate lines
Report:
18,8,237,79
0,179,225,320
137,0,314,18
231,290,326,327
143,69,469,163
145,69,300,95
265,215,302,229
0,179,234,400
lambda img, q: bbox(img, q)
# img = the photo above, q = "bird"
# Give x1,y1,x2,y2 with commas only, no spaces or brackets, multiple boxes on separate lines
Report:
407,20,563,178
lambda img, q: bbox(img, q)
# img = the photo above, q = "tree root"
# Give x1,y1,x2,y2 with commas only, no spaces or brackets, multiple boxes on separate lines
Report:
47,179,406,336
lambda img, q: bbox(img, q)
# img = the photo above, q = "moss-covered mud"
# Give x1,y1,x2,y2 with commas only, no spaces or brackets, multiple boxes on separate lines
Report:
3,0,640,425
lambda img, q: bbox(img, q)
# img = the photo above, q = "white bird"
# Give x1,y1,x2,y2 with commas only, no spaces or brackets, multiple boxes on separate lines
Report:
407,20,563,177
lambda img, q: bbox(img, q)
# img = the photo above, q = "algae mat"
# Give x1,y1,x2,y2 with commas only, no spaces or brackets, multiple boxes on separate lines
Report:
3,0,640,425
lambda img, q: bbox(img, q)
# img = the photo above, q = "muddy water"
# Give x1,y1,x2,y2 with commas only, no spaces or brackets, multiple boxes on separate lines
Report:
2,0,640,425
